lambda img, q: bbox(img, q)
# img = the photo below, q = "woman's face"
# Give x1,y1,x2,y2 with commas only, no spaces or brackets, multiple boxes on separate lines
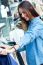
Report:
19,8,33,21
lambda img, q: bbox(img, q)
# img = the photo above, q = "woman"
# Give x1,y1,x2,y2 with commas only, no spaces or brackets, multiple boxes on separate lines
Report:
14,1,43,65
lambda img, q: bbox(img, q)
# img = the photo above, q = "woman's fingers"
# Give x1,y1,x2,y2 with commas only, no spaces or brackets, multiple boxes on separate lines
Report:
0,45,13,50
0,49,7,55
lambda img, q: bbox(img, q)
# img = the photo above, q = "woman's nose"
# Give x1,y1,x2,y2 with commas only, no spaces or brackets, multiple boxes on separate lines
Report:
22,13,25,18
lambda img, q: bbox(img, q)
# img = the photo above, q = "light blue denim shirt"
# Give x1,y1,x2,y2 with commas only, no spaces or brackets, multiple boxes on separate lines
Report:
18,17,43,65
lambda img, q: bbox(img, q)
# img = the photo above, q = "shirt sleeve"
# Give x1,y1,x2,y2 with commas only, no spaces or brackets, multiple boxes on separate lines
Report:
18,25,40,52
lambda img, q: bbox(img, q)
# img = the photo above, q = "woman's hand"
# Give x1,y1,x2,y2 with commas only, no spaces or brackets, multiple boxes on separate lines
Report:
0,44,19,55
0,49,7,55
0,47,15,55
0,45,15,55
0,45,12,49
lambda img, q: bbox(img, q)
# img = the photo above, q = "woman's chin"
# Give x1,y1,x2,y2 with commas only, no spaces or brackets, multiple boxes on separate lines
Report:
26,18,29,21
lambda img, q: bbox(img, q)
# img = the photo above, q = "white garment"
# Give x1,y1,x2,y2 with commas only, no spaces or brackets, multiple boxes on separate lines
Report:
9,28,24,44
1,5,7,18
